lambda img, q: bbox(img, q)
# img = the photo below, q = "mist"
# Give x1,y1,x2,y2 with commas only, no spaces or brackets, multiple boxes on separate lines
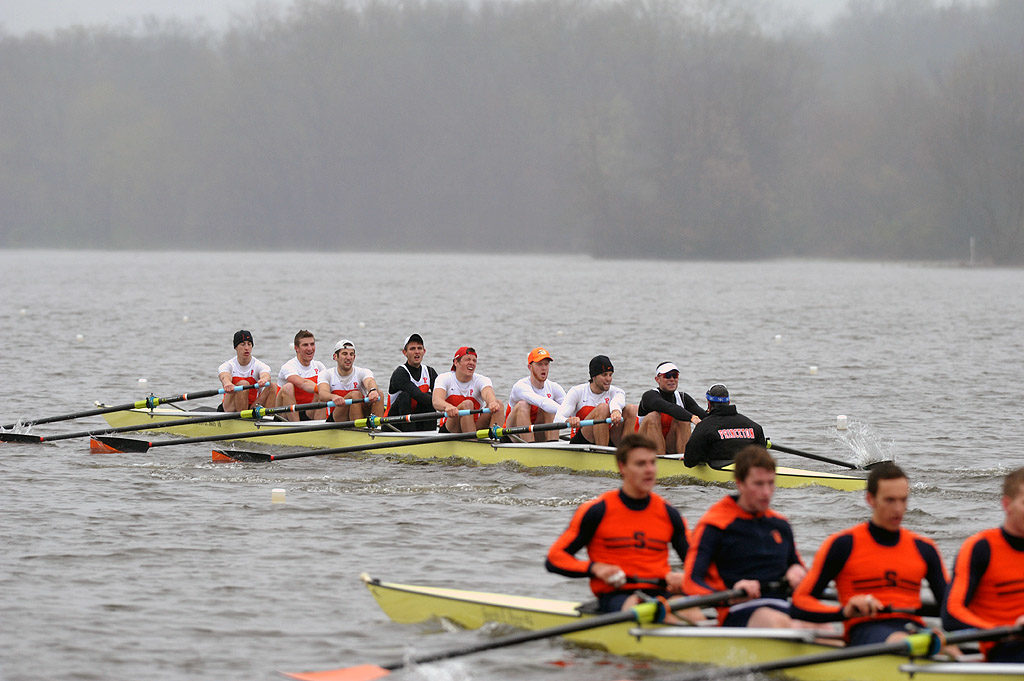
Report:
1,0,1021,262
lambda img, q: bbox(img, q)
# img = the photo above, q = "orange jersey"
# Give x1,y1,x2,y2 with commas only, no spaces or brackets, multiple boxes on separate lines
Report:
546,489,689,596
792,522,948,636
943,527,1024,648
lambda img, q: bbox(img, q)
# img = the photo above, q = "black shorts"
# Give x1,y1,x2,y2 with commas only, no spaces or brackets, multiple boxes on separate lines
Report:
847,618,917,646
722,598,791,627
597,588,670,613
570,430,593,445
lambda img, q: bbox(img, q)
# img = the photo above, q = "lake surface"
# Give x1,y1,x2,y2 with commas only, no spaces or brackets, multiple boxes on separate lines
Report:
1,251,1022,681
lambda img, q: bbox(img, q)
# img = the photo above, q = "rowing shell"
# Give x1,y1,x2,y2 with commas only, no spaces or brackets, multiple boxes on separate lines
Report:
98,406,865,490
361,574,1023,681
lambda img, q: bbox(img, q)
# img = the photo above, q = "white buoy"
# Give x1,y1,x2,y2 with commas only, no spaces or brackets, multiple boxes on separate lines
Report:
271,488,286,504
358,321,366,328
182,315,190,322
774,334,782,343
75,334,84,342
809,365,818,375
836,414,849,430
19,308,27,316
138,378,148,384
556,330,564,336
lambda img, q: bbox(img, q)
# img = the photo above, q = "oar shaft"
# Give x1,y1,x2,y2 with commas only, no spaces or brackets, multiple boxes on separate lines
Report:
39,399,335,442
268,417,604,462
1,382,267,429
767,440,859,470
145,410,461,449
383,586,747,669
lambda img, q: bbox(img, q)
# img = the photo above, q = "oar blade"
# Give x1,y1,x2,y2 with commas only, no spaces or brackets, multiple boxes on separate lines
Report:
90,436,151,453
0,432,44,443
212,449,273,463
280,664,390,681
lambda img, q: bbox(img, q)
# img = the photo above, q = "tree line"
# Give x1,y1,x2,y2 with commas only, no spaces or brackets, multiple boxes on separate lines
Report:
1,0,1022,262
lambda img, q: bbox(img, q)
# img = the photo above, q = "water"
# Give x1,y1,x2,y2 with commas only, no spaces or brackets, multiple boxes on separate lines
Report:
1,251,1022,681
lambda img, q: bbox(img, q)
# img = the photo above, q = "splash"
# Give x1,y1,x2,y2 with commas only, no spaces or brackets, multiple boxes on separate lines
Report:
829,420,896,466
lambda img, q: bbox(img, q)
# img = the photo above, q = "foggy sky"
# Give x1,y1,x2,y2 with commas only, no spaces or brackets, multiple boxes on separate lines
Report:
3,0,850,35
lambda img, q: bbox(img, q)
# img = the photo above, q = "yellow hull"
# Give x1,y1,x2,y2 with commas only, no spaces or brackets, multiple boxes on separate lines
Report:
101,407,866,490
362,575,1023,681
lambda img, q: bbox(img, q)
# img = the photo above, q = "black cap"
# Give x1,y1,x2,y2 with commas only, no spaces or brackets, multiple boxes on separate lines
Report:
233,330,254,348
589,355,614,379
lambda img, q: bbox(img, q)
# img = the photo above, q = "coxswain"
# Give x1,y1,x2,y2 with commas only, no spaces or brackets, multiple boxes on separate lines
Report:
385,333,439,432
546,433,703,623
276,329,328,421
555,355,638,447
791,462,950,645
942,466,1024,662
683,384,765,467
683,445,810,628
504,347,566,442
431,346,503,432
217,329,275,411
637,361,706,455
322,339,384,422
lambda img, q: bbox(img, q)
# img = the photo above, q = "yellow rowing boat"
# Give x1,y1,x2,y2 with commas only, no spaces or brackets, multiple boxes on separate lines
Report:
99,406,866,490
361,574,1023,681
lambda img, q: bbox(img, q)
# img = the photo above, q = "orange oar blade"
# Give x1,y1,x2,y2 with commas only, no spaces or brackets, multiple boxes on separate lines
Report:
90,438,122,453
280,664,391,681
211,450,235,463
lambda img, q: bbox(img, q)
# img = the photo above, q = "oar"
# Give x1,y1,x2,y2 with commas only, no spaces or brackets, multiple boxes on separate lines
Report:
670,624,1024,681
215,417,609,463
0,398,363,444
281,586,751,681
91,409,485,453
766,439,882,471
0,382,269,431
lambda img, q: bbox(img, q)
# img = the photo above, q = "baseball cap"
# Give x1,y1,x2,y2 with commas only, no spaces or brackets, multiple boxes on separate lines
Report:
655,361,679,376
402,333,424,349
706,384,730,403
451,346,477,370
332,338,355,354
528,347,553,364
233,330,253,348
589,355,614,379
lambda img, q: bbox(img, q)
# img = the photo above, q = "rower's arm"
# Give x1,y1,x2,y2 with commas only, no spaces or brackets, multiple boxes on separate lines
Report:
638,389,693,422
790,534,851,622
942,536,995,630
545,501,605,578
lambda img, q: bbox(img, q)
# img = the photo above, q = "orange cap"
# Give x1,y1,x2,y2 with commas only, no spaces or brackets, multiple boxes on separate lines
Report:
528,347,553,364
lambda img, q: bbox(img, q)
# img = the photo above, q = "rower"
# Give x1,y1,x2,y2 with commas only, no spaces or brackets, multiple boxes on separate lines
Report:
546,433,703,623
637,361,706,455
431,346,503,433
322,339,384,422
276,329,329,421
683,445,810,628
385,333,439,432
218,329,275,411
942,466,1024,662
791,462,951,645
683,384,765,468
555,355,638,447
504,347,565,442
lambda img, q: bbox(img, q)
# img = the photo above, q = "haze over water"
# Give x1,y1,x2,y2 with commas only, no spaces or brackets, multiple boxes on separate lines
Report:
1,250,1021,681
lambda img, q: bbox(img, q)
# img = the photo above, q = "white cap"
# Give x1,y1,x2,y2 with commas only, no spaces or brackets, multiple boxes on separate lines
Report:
655,362,679,376
332,338,355,354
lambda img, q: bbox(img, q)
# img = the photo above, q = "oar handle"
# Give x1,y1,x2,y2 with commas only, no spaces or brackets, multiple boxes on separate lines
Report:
766,440,859,470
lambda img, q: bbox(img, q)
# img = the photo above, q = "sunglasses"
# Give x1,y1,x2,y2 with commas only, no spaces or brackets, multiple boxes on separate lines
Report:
662,371,679,379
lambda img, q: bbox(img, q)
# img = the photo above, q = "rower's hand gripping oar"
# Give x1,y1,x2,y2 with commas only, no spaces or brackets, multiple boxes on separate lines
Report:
0,382,269,432
3,397,358,445
91,409,486,453
215,417,610,463
280,584,752,681
766,439,887,471
669,623,1024,681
